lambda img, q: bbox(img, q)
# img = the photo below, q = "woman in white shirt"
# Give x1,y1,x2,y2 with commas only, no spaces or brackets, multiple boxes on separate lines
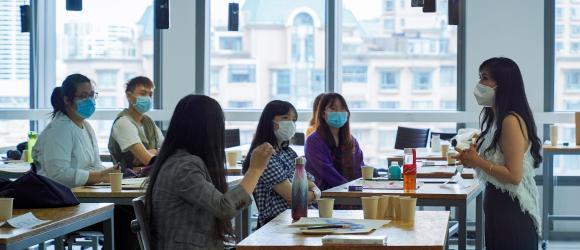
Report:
457,58,542,250
33,73,118,188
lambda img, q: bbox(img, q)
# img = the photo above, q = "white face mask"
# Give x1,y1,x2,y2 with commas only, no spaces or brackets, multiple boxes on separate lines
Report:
474,83,495,107
274,121,296,142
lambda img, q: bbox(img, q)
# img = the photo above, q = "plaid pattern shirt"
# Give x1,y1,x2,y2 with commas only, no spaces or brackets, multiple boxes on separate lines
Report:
254,147,314,228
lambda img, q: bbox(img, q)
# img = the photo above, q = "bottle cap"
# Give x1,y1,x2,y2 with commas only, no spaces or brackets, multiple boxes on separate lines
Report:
295,157,306,165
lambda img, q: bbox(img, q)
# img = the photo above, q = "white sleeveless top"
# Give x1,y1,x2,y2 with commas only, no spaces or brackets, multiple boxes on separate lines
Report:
476,124,541,235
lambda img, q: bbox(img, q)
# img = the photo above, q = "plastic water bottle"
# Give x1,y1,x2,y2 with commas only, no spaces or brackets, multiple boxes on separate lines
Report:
403,148,417,191
27,131,37,163
388,161,401,180
291,157,308,221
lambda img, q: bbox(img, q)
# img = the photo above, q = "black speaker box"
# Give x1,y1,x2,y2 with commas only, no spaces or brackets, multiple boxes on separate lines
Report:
20,5,30,33
155,0,170,29
66,0,82,11
228,3,239,31
423,0,436,13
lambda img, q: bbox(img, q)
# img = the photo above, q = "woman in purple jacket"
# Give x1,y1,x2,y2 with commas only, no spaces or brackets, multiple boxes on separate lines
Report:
305,93,365,190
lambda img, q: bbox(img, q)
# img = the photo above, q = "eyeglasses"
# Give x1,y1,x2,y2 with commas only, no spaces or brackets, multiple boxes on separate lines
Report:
75,91,99,100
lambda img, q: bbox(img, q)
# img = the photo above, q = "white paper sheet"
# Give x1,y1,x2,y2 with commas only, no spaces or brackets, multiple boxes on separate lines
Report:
6,212,50,228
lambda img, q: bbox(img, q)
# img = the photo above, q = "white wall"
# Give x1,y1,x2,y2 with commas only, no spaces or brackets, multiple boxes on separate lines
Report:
160,0,197,110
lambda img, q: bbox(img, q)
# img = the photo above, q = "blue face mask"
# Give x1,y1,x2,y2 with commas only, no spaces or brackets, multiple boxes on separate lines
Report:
326,111,348,128
75,98,96,119
134,96,152,114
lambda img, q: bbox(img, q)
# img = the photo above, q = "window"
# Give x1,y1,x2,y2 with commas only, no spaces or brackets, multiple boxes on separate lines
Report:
228,65,256,83
219,37,242,51
572,42,580,54
440,66,456,86
0,0,30,109
565,100,580,110
379,70,399,90
556,25,564,35
228,101,253,108
54,0,154,146
383,19,395,31
565,71,580,90
96,70,118,89
210,1,325,109
440,100,456,110
412,70,432,90
384,0,394,12
379,101,399,109
211,68,220,94
556,7,563,18
412,100,433,110
343,66,368,83
572,25,580,35
378,129,396,149
341,0,457,112
348,100,367,109
274,70,291,95
572,7,580,19
556,42,564,54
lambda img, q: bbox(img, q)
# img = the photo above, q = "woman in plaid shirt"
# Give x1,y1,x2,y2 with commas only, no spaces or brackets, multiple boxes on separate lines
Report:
243,100,321,228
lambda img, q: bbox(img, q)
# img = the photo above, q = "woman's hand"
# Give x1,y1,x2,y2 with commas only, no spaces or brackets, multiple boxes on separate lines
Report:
249,143,274,173
99,164,121,183
456,144,483,168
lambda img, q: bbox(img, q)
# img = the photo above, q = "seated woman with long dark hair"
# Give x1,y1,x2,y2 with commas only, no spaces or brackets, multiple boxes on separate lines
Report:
145,95,274,249
304,93,365,190
243,100,321,228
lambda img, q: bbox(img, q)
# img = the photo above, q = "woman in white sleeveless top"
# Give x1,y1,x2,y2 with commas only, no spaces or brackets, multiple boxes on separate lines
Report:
457,57,542,250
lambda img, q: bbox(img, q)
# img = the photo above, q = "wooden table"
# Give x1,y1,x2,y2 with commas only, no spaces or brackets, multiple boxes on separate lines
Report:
416,162,475,179
542,145,580,248
0,162,30,179
386,151,446,165
322,178,483,250
0,203,114,250
237,210,450,250
71,176,251,242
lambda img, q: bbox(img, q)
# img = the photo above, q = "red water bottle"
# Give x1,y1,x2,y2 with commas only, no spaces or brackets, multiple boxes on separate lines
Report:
403,148,417,191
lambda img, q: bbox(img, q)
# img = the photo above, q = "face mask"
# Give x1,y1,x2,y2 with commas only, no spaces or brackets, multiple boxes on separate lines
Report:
75,98,96,119
134,96,152,114
274,121,296,141
326,111,348,128
474,84,495,107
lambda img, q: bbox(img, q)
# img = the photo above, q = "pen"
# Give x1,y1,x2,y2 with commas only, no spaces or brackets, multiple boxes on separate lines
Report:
305,224,350,230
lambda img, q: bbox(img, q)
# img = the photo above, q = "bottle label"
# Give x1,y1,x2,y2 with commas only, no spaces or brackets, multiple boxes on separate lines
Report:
403,164,416,175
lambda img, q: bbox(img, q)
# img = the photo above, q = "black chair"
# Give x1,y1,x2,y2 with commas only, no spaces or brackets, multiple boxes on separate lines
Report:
290,132,305,146
394,126,430,150
225,129,241,148
131,196,150,250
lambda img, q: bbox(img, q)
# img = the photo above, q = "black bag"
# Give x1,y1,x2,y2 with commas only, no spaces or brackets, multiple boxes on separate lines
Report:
0,172,80,208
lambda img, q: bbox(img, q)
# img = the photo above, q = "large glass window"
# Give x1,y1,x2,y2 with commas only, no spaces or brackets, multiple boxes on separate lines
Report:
0,0,30,147
341,0,457,110
209,0,326,109
55,0,154,146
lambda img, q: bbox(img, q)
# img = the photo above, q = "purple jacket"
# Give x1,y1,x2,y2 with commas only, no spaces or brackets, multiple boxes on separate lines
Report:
304,131,365,191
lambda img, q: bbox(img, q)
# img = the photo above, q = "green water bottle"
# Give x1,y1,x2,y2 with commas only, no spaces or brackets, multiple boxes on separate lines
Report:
27,131,37,163
388,161,402,180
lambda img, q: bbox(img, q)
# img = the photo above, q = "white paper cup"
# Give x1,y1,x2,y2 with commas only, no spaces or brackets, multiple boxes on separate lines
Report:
447,151,457,165
0,198,14,221
362,166,374,180
391,196,401,220
399,197,417,222
317,198,335,218
226,151,239,167
109,173,123,192
377,195,391,219
441,144,450,158
361,196,379,219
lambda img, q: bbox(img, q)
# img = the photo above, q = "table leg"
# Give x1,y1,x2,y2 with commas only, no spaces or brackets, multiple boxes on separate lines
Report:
456,202,467,250
54,236,64,250
242,206,251,239
476,192,484,250
103,216,115,250
542,152,552,247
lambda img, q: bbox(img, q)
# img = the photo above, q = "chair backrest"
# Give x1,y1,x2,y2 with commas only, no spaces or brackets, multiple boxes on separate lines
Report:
225,129,241,148
431,132,457,141
394,126,430,150
132,196,151,250
290,132,305,146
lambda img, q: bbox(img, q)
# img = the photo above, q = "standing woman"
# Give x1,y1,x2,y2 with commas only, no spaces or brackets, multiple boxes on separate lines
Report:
305,93,326,137
456,57,541,249
242,100,321,228
146,95,274,249
33,74,118,188
304,93,365,190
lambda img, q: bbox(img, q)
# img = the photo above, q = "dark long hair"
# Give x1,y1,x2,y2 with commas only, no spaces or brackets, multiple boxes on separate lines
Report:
145,95,230,239
309,93,326,127
50,74,91,119
242,100,297,174
476,57,542,168
315,93,356,178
